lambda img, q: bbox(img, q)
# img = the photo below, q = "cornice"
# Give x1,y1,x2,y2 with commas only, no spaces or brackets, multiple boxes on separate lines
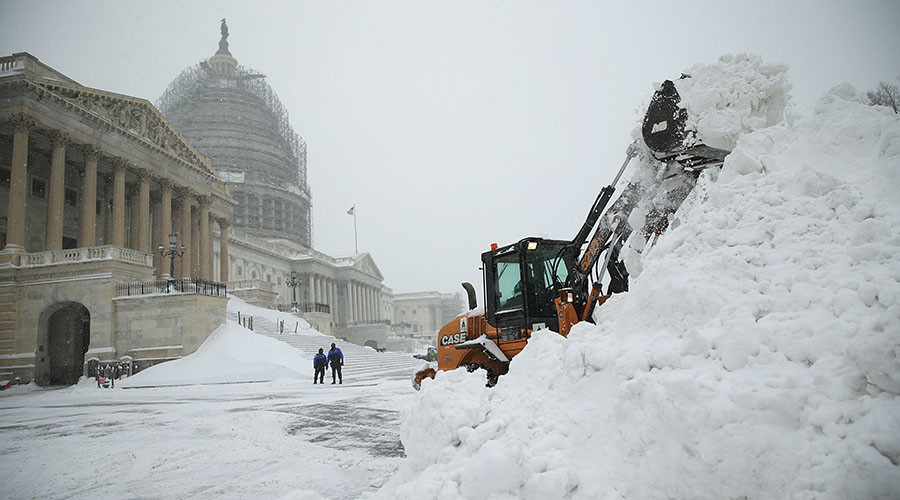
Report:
3,77,224,192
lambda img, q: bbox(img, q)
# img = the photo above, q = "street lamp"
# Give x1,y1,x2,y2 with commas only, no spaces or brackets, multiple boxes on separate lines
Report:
286,271,302,312
158,232,186,292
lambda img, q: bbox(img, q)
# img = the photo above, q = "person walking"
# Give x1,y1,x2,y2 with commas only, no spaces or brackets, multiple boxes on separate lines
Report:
328,343,344,384
313,348,327,384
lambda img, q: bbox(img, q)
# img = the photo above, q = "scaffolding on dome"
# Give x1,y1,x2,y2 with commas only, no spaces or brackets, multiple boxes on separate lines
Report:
156,64,308,188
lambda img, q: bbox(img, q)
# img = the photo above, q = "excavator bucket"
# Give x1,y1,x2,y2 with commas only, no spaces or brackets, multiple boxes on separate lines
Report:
642,79,688,155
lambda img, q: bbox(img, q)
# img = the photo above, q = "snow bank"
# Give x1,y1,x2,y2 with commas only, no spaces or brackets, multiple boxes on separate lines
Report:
374,57,900,499
675,53,792,151
119,322,310,387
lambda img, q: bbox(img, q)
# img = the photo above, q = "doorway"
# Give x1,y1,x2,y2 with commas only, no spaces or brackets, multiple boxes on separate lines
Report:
46,303,91,386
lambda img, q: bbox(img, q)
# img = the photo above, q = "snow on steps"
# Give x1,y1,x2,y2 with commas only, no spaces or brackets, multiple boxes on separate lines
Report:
227,310,424,381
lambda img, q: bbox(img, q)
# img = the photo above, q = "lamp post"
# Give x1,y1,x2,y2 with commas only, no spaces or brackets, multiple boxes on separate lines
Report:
157,232,186,292
286,271,302,312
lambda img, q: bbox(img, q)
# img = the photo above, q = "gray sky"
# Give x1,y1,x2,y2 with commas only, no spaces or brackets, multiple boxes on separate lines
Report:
2,0,898,297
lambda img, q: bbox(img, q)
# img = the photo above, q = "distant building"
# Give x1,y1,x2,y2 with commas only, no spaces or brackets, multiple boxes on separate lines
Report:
393,291,465,346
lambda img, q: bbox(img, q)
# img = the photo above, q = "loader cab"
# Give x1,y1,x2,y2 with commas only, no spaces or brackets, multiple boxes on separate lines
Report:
482,237,575,336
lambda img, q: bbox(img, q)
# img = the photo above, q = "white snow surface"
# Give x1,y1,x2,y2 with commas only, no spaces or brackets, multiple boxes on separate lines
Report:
675,53,793,151
375,59,900,499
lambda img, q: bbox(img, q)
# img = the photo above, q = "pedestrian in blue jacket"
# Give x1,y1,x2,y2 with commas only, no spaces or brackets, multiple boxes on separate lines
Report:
328,343,344,384
313,348,327,384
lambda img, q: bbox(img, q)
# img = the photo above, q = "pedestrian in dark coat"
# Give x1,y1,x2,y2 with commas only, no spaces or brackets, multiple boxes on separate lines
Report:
328,343,344,384
313,348,327,384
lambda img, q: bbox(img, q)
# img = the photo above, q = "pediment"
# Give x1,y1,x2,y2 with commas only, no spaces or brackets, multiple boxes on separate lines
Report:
33,81,218,178
353,253,384,281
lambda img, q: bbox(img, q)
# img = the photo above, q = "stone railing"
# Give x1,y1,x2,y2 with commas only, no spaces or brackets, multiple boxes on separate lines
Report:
226,279,273,292
21,245,153,268
0,54,25,73
115,278,226,297
275,302,331,314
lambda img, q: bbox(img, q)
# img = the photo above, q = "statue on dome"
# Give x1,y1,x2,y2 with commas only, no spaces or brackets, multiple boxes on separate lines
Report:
218,18,230,54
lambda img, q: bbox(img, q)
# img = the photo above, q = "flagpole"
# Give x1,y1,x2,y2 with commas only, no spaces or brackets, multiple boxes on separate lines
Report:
353,205,358,254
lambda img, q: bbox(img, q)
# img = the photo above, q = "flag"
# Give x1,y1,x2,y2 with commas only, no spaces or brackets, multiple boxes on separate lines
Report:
347,206,355,215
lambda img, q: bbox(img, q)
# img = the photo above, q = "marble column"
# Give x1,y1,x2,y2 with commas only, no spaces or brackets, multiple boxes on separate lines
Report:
159,180,173,277
5,114,35,251
219,218,230,283
190,203,199,278
111,159,128,248
151,192,161,275
79,146,99,247
198,197,210,280
347,282,355,323
206,212,215,281
129,187,140,249
44,131,69,251
308,274,316,306
137,170,151,253
177,191,192,279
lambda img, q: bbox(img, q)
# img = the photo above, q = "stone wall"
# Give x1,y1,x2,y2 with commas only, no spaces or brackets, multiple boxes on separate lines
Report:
113,293,227,367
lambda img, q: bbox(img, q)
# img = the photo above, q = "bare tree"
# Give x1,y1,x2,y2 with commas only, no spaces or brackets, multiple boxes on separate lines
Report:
867,80,899,114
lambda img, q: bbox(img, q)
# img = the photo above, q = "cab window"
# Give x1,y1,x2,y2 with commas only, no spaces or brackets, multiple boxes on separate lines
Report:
495,254,523,312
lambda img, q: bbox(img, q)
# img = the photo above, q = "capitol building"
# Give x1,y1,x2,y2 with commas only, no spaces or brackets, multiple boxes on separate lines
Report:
0,21,461,386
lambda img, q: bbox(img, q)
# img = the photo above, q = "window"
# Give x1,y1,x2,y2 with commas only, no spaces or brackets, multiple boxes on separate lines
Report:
62,236,78,250
0,168,10,188
31,177,46,199
495,254,523,313
65,187,78,207
236,266,243,277
524,241,570,319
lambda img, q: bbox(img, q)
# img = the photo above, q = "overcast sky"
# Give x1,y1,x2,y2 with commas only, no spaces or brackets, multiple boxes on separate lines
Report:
2,0,898,297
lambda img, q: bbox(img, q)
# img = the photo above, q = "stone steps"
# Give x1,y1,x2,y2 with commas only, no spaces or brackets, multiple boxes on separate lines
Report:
226,310,423,381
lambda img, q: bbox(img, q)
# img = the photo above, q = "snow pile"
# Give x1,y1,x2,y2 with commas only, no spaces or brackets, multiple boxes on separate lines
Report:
227,295,315,332
374,59,900,499
119,322,311,387
675,53,792,151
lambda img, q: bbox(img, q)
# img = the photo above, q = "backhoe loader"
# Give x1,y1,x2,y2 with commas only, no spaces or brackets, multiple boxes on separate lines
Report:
414,78,730,389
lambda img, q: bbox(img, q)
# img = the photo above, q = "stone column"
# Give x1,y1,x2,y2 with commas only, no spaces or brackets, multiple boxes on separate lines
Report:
159,180,173,277
44,131,69,251
308,274,316,306
177,190,192,279
5,114,35,251
198,197,210,280
79,146,99,247
355,283,362,322
347,281,354,323
206,212,215,281
137,170,151,253
190,203,200,279
151,192,161,274
219,218,230,283
329,280,335,310
111,159,127,248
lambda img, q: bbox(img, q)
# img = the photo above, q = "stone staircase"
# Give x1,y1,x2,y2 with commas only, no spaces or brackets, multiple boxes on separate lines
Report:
225,311,424,382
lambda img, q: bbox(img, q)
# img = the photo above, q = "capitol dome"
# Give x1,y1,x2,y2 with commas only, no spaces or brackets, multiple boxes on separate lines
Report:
157,20,312,247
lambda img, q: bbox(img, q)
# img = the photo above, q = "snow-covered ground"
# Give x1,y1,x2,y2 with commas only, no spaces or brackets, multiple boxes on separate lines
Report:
2,54,899,499
0,297,421,500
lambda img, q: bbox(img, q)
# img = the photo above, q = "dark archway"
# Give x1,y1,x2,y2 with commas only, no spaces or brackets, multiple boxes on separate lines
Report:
47,303,91,386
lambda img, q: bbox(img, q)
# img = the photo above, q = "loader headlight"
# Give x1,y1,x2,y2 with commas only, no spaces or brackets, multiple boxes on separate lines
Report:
527,241,538,250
